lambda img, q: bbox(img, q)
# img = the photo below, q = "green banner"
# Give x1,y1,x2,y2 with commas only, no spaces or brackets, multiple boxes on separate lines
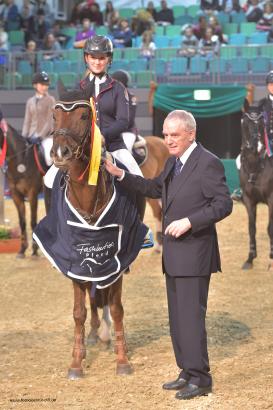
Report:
153,84,247,118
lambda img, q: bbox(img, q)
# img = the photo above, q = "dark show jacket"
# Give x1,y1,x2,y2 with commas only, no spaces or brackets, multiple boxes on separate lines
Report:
80,75,129,152
119,143,233,277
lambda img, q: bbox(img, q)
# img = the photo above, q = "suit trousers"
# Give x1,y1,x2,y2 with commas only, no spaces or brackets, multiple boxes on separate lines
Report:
165,273,212,387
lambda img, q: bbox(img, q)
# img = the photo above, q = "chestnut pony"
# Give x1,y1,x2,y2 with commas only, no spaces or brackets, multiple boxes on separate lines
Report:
44,85,168,379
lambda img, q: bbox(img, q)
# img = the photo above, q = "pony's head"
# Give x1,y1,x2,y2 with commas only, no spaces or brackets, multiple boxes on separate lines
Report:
241,107,264,153
51,83,94,170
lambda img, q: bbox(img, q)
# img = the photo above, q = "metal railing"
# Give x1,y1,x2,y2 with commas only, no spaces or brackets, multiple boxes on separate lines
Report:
0,44,272,90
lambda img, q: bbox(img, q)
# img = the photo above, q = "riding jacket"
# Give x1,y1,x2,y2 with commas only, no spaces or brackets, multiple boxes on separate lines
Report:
258,95,273,155
80,74,129,152
22,93,55,140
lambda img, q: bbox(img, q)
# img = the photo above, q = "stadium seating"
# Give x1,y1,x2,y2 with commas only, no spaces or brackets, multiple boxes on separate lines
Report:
229,57,249,74
169,58,187,75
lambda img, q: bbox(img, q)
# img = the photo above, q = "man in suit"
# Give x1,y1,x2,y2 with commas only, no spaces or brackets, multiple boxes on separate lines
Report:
105,110,233,400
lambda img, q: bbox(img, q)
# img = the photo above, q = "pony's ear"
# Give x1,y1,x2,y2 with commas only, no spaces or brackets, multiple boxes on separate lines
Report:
57,79,67,98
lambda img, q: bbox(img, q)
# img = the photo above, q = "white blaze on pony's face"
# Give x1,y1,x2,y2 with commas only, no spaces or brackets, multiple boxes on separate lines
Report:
163,118,195,158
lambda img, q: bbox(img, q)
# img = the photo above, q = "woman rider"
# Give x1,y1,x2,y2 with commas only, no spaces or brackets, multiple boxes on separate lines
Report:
80,35,143,177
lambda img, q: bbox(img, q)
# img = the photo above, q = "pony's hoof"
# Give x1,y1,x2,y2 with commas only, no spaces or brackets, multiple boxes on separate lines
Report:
116,363,133,376
86,333,98,346
242,261,253,270
153,244,162,254
98,339,111,351
16,253,25,259
31,254,40,260
67,368,83,380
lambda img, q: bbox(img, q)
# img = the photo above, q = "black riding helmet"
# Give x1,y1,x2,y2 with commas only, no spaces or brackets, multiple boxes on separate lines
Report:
111,70,131,88
83,35,113,59
266,70,273,84
32,71,50,85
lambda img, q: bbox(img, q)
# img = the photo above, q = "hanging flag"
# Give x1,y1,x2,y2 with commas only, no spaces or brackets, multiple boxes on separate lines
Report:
88,98,102,185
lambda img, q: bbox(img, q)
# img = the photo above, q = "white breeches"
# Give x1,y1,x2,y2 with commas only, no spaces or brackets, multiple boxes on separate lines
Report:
41,137,53,166
122,132,136,153
111,148,143,177
236,154,241,170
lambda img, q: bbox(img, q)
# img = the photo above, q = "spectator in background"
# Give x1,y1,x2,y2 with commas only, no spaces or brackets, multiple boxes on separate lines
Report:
217,0,241,14
178,25,198,57
131,9,155,37
193,16,207,40
0,20,8,50
146,1,157,21
0,0,20,31
245,0,263,22
208,15,227,43
32,0,53,27
104,1,119,30
112,19,132,48
139,30,156,59
87,2,103,26
42,32,62,61
51,22,71,48
73,18,95,48
198,26,220,58
26,8,50,49
24,40,37,70
20,0,33,30
256,2,273,31
70,1,83,26
155,0,174,25
200,0,219,16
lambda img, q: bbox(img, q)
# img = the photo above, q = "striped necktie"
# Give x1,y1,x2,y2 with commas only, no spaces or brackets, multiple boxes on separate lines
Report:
173,158,183,177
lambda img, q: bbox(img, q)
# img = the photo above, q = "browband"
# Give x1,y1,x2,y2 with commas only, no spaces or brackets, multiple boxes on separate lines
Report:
55,100,91,111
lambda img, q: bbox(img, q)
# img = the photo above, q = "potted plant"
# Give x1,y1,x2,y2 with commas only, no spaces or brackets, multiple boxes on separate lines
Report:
0,225,20,253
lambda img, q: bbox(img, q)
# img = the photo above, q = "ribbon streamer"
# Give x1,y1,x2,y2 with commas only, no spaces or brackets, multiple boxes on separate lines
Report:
88,98,102,186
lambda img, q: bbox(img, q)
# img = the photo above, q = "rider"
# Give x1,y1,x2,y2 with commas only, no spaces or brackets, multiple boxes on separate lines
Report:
232,73,273,201
257,70,273,157
22,71,55,168
80,35,143,177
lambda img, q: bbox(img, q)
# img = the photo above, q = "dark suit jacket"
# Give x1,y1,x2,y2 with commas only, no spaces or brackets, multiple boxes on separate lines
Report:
119,143,233,277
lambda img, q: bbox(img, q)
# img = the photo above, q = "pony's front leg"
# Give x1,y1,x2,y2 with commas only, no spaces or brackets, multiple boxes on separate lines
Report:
29,193,39,257
242,196,257,269
68,281,87,380
109,277,132,375
86,289,100,346
11,191,28,258
267,197,273,269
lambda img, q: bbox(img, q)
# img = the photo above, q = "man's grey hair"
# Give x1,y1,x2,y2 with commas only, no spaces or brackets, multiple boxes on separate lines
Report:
165,110,196,132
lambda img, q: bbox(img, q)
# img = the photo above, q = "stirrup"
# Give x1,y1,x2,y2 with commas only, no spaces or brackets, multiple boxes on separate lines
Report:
141,229,154,249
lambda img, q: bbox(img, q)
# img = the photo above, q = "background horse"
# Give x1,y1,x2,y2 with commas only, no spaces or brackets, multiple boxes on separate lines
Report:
141,136,169,250
240,109,273,269
0,122,43,257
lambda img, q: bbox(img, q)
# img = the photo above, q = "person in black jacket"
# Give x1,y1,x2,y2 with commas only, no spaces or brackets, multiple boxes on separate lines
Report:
257,70,273,157
105,109,233,400
80,35,143,177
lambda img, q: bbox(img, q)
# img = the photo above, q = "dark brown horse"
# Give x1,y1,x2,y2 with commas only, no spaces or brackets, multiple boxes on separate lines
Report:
240,109,273,269
0,121,43,257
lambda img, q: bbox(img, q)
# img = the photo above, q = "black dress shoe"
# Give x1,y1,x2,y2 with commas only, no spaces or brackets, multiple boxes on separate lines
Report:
162,376,188,390
175,383,212,400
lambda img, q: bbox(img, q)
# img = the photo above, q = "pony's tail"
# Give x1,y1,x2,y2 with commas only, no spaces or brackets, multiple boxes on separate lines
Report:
94,287,109,308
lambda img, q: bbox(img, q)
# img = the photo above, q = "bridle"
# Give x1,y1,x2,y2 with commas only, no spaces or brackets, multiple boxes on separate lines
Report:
241,112,265,183
53,100,91,163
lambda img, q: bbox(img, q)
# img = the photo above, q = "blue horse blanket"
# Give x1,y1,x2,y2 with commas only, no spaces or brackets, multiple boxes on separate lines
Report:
33,170,148,288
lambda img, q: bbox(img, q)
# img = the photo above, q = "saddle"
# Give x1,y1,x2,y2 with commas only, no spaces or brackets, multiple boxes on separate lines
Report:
132,135,148,167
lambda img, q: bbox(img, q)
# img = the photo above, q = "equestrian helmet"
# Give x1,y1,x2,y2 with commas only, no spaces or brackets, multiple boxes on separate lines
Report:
111,70,131,88
83,35,113,58
266,71,273,84
32,71,50,85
